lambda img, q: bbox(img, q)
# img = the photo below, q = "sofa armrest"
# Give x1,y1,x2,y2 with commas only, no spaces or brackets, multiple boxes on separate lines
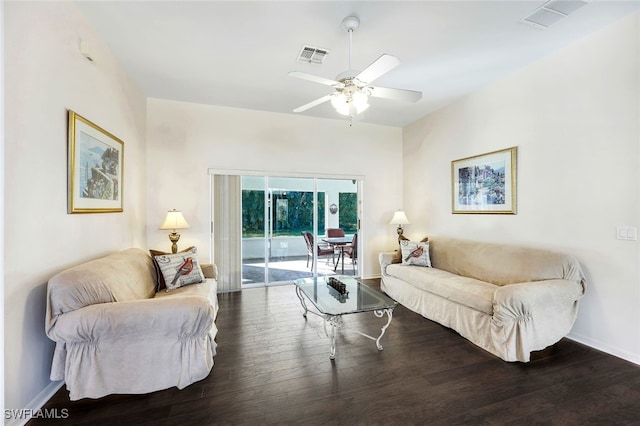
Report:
201,263,217,280
492,279,585,358
494,279,584,315
379,251,397,276
47,296,215,344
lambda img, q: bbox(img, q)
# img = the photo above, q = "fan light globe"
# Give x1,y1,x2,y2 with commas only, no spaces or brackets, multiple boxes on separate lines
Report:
331,93,348,115
352,90,369,112
331,87,370,116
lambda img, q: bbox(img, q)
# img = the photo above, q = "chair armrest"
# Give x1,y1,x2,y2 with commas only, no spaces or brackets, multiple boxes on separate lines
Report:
47,296,215,343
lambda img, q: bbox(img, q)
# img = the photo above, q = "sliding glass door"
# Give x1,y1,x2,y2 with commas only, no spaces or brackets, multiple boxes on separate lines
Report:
241,176,320,286
317,178,359,276
211,172,360,289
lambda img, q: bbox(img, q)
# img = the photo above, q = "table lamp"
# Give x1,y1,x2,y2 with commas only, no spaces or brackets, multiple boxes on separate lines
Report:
389,210,410,239
159,209,190,253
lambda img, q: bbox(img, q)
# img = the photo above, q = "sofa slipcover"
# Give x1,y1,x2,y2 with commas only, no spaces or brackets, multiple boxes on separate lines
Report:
380,236,586,362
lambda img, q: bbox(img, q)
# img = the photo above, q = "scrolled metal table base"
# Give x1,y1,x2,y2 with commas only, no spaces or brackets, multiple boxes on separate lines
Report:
296,286,394,360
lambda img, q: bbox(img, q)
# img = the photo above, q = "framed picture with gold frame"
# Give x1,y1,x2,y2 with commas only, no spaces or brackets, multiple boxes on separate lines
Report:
68,110,124,213
451,147,517,214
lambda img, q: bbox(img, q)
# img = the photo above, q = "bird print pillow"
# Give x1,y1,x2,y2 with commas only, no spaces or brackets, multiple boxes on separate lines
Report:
400,240,431,267
154,247,205,291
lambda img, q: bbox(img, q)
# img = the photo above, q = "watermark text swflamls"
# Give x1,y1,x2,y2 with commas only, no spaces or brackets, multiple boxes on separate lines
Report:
5,408,70,420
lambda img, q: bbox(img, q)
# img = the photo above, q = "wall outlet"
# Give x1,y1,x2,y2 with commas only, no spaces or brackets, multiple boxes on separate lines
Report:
616,226,637,241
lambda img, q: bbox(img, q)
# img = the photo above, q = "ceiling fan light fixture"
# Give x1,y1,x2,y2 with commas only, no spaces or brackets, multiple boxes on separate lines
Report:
331,87,369,116
288,15,422,119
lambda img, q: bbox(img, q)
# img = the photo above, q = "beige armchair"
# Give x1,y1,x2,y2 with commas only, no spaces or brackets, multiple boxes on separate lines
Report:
46,248,218,400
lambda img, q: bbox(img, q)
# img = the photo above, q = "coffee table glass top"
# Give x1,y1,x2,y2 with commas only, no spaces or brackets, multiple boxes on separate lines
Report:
294,276,397,316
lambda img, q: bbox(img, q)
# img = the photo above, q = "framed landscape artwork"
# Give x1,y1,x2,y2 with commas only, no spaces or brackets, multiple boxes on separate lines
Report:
68,110,124,213
451,147,517,214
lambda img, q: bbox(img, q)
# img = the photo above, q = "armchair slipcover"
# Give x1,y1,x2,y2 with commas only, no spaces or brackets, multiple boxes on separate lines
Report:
45,248,218,400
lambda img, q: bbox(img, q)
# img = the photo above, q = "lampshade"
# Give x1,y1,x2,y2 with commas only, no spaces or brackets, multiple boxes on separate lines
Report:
159,209,190,231
389,210,410,225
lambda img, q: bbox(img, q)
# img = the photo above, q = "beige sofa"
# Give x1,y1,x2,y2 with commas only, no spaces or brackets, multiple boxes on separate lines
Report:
45,248,218,400
379,236,586,362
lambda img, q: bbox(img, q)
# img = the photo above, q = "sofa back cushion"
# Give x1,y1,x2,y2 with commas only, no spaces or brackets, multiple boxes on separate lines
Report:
429,236,585,286
48,248,156,318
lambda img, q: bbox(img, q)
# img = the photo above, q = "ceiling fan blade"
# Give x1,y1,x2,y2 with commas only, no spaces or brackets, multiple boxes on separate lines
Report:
369,86,422,103
288,71,341,87
355,54,400,84
293,94,333,113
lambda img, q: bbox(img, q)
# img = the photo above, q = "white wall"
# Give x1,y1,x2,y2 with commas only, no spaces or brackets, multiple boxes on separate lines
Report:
403,13,640,364
4,1,147,413
146,99,403,278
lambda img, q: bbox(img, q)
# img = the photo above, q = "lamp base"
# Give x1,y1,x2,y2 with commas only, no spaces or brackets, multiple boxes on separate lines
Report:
396,225,404,241
169,232,181,254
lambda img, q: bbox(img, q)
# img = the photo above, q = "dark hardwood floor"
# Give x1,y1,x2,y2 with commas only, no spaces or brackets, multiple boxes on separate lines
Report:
31,279,640,425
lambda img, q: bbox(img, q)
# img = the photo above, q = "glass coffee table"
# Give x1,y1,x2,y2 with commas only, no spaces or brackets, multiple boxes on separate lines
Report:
294,276,398,359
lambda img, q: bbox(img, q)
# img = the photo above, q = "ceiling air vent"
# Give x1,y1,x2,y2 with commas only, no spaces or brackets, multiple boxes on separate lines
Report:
297,45,329,64
521,0,588,29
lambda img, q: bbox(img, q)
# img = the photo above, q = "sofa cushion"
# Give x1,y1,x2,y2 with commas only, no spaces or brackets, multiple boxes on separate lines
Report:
154,279,218,318
154,247,205,291
386,264,496,315
400,240,431,267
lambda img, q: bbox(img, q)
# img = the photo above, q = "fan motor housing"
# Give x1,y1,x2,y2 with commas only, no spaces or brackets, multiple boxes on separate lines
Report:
335,70,360,82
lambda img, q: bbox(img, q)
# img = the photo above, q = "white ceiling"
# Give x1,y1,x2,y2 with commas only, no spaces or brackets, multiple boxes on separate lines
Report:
75,1,639,128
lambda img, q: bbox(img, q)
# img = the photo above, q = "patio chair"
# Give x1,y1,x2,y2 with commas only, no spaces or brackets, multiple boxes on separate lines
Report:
326,228,346,266
327,228,345,237
343,233,358,272
302,231,334,270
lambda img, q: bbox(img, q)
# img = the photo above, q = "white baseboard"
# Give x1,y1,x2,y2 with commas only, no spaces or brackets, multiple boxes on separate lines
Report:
362,274,382,280
567,332,640,366
5,381,64,426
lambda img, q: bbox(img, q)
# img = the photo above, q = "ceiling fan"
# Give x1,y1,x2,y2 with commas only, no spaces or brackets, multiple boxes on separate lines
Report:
289,16,422,118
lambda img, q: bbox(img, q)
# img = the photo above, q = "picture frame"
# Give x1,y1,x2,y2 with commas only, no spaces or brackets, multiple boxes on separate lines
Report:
451,147,517,214
276,198,289,222
68,110,124,213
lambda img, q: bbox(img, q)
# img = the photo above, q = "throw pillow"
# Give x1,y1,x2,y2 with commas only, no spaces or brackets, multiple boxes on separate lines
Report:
150,246,195,291
400,240,431,267
153,247,205,291
392,235,428,264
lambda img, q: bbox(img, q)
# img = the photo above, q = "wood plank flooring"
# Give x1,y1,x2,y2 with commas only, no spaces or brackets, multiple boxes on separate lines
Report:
30,279,640,425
